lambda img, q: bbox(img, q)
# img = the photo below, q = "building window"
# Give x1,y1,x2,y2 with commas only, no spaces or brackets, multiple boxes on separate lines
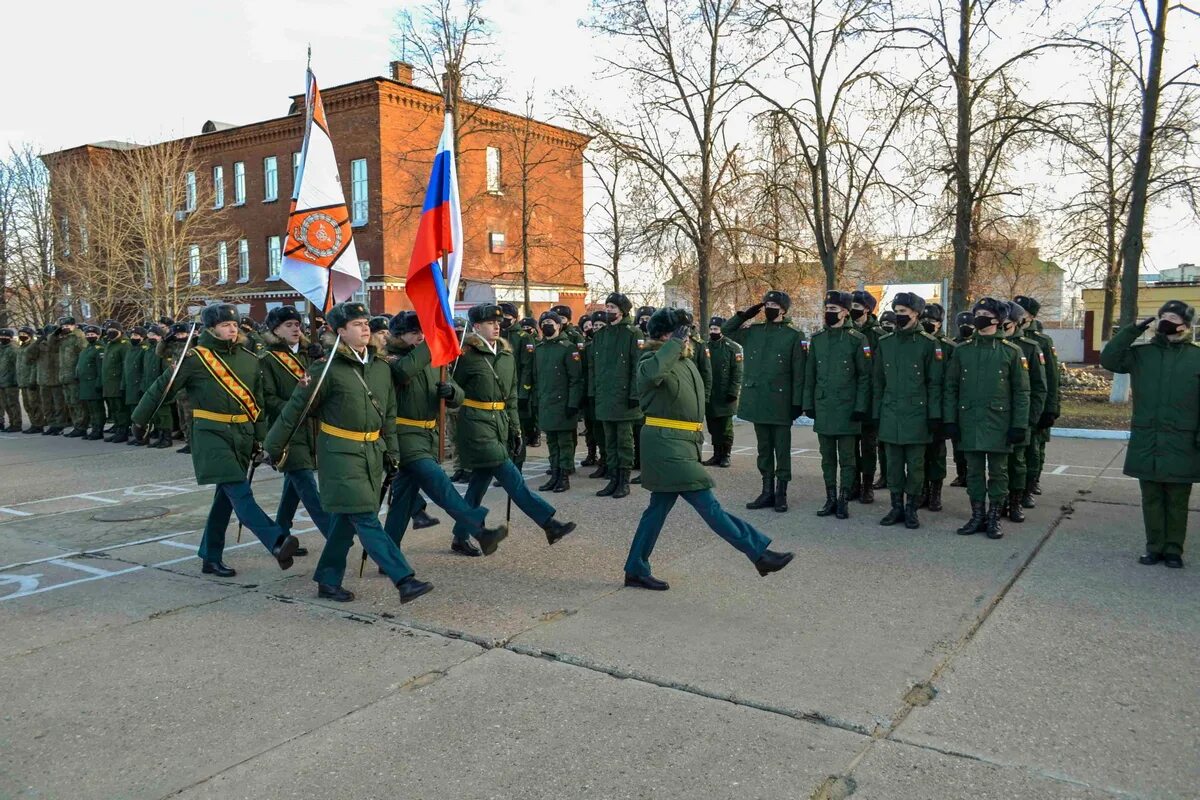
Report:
185,171,196,212
213,166,224,208
355,260,369,307
233,162,246,205
188,245,201,285
216,241,228,284
486,146,502,194
267,235,282,278
60,216,70,257
350,158,368,226
237,239,249,282
292,152,301,188
263,156,278,202
80,300,92,320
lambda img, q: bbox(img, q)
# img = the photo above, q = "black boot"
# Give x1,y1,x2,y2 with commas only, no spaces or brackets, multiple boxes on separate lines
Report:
177,443,191,454
475,523,510,555
65,427,86,438
596,469,620,497
927,481,943,512
957,501,986,535
553,472,570,493
702,446,721,466
87,427,104,440
612,469,631,499
717,444,731,468
754,549,794,576
1031,480,1042,495
589,460,608,480
904,498,920,529
412,509,440,529
397,576,434,603
1008,491,1025,523
773,480,788,513
871,473,887,490
859,476,874,504
580,444,598,467
835,489,850,519
624,573,669,590
23,425,43,434
317,584,355,602
1021,481,1037,509
847,479,862,502
879,493,904,526
109,426,129,443
539,468,560,492
746,477,775,510
452,538,484,557
201,560,236,577
950,474,967,488
543,517,576,544
917,482,929,508
985,502,1004,538
816,486,837,517
630,472,642,485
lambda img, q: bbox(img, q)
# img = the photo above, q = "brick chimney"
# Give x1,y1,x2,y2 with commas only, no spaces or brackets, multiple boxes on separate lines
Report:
390,61,414,85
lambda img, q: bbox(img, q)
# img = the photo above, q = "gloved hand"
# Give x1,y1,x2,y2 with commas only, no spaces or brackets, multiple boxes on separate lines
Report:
518,398,529,412
740,303,764,319
1007,427,1026,444
804,408,816,420
627,397,640,409
306,343,325,360
436,381,455,400
671,324,690,342
943,422,960,441
850,410,865,422
251,442,266,466
565,406,578,417
508,431,524,460
383,453,399,478
928,419,942,438
725,392,738,404
1137,317,1156,331
1036,411,1056,430
791,406,804,421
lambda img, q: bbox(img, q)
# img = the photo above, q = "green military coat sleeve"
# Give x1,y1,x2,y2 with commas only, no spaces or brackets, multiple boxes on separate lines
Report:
259,342,316,472
706,336,743,417
0,342,17,387
943,333,1031,453
721,312,806,425
1100,324,1200,483
527,335,583,432
636,338,714,494
1013,334,1047,441
124,342,148,405
76,343,103,401
17,343,38,388
451,333,518,470
385,339,462,466
1031,329,1060,416
591,320,644,422
872,327,945,445
33,337,61,386
102,338,129,398
57,328,86,384
801,326,870,436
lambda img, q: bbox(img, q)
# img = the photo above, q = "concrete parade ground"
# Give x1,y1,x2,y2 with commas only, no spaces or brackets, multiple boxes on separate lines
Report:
0,423,1196,800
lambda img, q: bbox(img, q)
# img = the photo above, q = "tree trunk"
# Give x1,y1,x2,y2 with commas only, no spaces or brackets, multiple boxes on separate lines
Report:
950,0,973,319
1117,0,1168,328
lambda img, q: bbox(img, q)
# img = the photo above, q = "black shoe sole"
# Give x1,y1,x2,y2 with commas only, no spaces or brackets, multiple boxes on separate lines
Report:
399,582,434,603
545,521,576,545
755,551,794,576
317,587,355,602
477,526,510,556
624,575,670,591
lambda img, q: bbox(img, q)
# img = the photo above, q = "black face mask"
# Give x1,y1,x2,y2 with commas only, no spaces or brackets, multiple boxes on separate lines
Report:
540,323,556,338
607,312,620,324
764,307,781,322
894,313,912,329
850,308,865,321
824,311,842,328
106,330,120,341
881,324,895,333
958,325,975,339
921,320,937,334
709,332,721,342
86,336,98,343
500,318,513,330
130,337,144,345
973,315,993,331
1157,319,1182,337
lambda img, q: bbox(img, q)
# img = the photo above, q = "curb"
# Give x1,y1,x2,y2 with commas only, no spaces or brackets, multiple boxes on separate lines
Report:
734,417,1130,440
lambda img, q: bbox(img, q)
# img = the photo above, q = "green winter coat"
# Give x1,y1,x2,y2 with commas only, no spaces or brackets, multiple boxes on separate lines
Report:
522,334,584,432
76,341,104,401
32,336,60,387
1100,324,1200,483
260,339,317,473
504,326,535,392
801,325,870,436
242,329,267,358
385,339,462,467
706,335,743,417
124,341,149,405
636,338,713,494
943,332,1031,453
101,337,129,399
590,318,644,423
562,323,585,346
134,331,268,485
1026,327,1061,416
1009,333,1047,444
872,326,945,445
17,341,38,387
721,313,806,425
266,343,399,513
452,333,518,470
57,328,87,384
142,339,165,391
0,341,18,387
691,334,712,402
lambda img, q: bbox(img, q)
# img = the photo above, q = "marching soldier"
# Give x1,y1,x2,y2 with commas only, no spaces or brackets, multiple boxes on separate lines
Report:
803,291,871,519
583,310,609,476
56,317,88,437
380,311,506,558
623,308,794,590
0,328,21,431
75,325,106,440
590,293,643,498
123,327,150,446
16,327,43,433
849,290,882,502
522,310,584,492
918,303,951,510
948,311,976,487
943,298,1031,539
31,324,65,435
260,305,329,550
135,303,300,578
451,303,576,554
1013,295,1060,500
721,290,806,512
239,315,267,356
1000,302,1047,523
160,323,194,454
1099,301,1199,568
701,316,742,468
502,303,540,449
873,292,944,529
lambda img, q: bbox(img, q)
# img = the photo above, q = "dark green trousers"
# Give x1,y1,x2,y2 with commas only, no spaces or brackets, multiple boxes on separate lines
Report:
753,423,792,481
546,429,577,471
1,387,21,427
603,419,635,469
633,419,644,469
40,385,66,427
952,441,967,481
1139,480,1192,556
104,396,130,426
705,413,734,450
1034,428,1051,484
593,416,607,462
84,399,106,429
818,434,857,488
886,443,926,496
1007,440,1028,495
1023,440,1041,490
924,437,947,483
965,451,1009,503
857,423,879,483
583,405,598,448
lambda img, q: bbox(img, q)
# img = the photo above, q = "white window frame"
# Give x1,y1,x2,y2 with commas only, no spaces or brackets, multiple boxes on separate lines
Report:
216,241,228,284
267,235,282,278
60,216,70,257
185,171,196,212
237,239,250,282
354,260,370,307
350,158,368,226
188,245,201,285
233,161,246,205
486,146,502,194
292,152,301,188
263,156,278,202
212,165,224,208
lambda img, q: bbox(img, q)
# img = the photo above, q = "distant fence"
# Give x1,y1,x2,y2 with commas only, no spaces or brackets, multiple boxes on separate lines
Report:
1046,327,1084,363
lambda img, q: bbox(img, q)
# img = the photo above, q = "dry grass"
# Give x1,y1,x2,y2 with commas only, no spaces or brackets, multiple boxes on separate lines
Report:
1056,388,1131,430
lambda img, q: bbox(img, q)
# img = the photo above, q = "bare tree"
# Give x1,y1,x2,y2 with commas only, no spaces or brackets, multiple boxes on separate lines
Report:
583,141,640,296
0,154,16,326
5,144,59,325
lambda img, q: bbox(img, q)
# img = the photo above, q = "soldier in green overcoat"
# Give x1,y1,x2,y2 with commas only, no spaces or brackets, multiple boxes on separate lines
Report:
522,310,584,492
589,292,644,499
849,290,883,502
239,315,267,357
100,324,131,442
701,316,743,468
1100,301,1200,568
0,328,21,431
623,308,793,591
551,304,585,346
135,303,299,578
138,325,173,448
578,314,601,468
948,311,976,487
30,324,65,434
803,291,871,519
502,303,539,448
917,303,952,510
75,326,106,440
582,311,608,475
160,323,195,453
16,327,42,433
873,292,945,529
122,327,150,447
1013,295,1060,502
721,289,806,512
56,317,88,436
999,302,1047,522
943,298,1031,539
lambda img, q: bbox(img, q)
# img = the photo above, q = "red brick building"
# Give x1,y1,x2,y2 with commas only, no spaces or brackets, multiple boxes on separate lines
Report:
44,63,589,320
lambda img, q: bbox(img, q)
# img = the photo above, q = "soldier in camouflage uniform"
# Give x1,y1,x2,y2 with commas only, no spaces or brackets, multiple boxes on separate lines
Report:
16,327,43,433
0,328,22,431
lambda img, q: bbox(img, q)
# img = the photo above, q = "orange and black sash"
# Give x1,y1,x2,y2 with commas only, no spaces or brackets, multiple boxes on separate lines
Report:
268,349,306,382
192,346,262,422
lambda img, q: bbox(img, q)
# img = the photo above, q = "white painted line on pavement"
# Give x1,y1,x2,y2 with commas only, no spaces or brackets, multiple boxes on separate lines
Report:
48,559,121,577
1051,465,1070,475
0,530,201,572
158,540,198,550
0,507,34,516
74,494,121,504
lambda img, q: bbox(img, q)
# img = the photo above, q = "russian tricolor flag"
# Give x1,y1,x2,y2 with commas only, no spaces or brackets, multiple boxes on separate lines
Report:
406,113,463,368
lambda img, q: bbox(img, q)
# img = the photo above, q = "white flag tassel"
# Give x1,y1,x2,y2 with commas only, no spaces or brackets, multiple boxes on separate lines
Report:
281,67,361,311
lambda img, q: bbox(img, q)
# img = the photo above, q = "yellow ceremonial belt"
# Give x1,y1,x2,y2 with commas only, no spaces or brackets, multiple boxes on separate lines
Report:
193,409,250,424
462,399,505,411
644,416,703,432
320,422,380,442
395,416,437,429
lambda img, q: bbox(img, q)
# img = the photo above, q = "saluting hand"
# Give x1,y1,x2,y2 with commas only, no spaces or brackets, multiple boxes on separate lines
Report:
740,303,764,319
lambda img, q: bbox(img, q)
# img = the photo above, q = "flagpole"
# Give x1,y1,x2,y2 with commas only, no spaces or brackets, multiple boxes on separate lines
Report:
436,78,454,466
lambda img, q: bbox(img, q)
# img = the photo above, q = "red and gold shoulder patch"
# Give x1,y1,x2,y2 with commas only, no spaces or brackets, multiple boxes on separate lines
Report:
1020,356,1029,370
1038,351,1046,365
862,345,872,359
934,347,943,361
735,352,744,362
570,350,581,361
525,343,535,352
800,340,810,351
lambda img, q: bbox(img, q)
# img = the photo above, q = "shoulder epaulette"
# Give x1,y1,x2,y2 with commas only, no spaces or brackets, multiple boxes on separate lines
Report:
811,328,826,338
916,330,936,342
878,332,894,341
1000,339,1023,353
847,328,866,340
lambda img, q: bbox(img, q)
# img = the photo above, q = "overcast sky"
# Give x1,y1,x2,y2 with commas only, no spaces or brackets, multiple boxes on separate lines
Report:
3,0,1196,280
